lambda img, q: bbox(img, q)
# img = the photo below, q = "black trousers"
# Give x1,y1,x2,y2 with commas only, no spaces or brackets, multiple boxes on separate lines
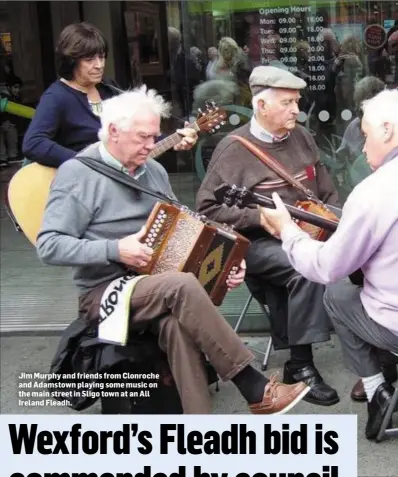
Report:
245,234,331,350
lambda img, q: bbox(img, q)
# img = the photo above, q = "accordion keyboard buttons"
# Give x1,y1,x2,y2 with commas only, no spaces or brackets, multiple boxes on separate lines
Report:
144,209,169,247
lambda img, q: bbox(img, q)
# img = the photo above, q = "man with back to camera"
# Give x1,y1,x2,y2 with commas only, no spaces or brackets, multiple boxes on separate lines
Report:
259,88,398,439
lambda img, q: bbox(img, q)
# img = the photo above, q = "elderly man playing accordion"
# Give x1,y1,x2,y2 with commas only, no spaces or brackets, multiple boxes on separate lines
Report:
260,89,398,440
36,86,310,415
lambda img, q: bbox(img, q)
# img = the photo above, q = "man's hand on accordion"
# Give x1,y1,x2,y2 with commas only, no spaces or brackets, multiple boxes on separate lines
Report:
118,226,153,268
226,259,247,291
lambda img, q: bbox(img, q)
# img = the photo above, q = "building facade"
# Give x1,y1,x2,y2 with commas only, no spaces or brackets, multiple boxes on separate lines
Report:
1,0,398,200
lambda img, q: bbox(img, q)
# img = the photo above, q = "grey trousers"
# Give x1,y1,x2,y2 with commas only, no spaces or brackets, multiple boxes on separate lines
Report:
324,281,398,377
80,272,254,414
245,235,331,348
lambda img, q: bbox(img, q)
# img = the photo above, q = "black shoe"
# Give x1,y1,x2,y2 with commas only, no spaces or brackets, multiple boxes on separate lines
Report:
366,382,398,440
382,363,398,384
283,362,339,406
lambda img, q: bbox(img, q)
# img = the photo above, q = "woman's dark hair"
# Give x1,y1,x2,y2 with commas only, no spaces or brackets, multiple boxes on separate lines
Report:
55,22,108,80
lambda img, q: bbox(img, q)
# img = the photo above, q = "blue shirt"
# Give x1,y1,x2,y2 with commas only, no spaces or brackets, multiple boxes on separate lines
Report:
22,79,117,168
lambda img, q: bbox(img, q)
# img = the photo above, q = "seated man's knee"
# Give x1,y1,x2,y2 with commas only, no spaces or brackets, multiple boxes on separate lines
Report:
323,282,346,319
166,271,202,295
286,269,311,289
158,314,180,339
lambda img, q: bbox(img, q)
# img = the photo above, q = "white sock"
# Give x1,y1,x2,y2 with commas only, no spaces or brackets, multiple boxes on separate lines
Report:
362,373,385,402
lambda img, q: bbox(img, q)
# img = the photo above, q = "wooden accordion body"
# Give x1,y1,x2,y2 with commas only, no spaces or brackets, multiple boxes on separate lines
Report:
294,200,340,241
135,202,250,305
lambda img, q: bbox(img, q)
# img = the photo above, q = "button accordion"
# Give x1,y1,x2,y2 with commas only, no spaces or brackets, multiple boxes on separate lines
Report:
135,202,250,305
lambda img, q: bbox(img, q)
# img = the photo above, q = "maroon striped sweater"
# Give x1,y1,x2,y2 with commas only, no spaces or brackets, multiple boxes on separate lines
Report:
196,123,340,233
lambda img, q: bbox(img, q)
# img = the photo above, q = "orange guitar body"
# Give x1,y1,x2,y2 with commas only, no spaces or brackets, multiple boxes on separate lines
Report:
294,201,340,241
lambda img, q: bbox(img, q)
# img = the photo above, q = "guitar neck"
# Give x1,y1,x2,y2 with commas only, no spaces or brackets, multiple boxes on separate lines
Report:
250,191,339,232
148,124,199,160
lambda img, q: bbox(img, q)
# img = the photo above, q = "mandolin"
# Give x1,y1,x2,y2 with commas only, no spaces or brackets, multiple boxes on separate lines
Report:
7,102,227,246
213,184,364,286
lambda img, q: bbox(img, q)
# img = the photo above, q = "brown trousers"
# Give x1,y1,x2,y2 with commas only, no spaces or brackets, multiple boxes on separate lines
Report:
79,272,254,413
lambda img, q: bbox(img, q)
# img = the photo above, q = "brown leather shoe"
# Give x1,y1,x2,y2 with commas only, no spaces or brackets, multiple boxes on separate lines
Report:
351,379,367,402
351,364,398,402
249,375,310,415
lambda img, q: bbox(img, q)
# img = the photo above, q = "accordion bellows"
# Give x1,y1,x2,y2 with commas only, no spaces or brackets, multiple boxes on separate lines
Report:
135,202,250,305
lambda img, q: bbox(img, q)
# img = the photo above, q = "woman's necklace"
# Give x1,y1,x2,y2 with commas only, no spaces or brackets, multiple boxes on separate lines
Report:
60,78,101,106
60,78,90,94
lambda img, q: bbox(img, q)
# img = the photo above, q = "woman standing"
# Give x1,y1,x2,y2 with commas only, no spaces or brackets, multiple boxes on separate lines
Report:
22,22,120,168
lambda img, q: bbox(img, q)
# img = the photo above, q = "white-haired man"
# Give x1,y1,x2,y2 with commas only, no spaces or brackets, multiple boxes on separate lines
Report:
259,89,398,439
36,86,310,415
196,66,340,407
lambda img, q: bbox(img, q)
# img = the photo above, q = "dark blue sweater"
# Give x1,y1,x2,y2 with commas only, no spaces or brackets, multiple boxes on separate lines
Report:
22,80,118,167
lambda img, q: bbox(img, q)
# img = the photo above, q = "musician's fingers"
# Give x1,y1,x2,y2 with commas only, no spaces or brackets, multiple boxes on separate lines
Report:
227,272,243,285
135,254,151,267
139,244,154,258
233,266,246,280
272,192,290,215
177,127,198,140
260,207,279,224
226,276,242,289
270,229,281,240
175,138,196,151
226,263,246,290
174,141,188,151
261,214,281,239
180,137,195,147
125,246,153,266
133,226,147,240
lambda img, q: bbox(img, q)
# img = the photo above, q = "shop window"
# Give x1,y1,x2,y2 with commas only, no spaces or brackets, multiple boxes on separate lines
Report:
124,2,164,78
168,0,398,201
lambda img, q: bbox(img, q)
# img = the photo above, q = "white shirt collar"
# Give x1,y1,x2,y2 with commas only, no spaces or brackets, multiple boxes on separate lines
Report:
99,143,147,179
250,115,290,143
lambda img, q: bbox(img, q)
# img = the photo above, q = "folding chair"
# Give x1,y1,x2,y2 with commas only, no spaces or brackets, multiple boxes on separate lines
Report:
234,292,273,371
376,351,398,442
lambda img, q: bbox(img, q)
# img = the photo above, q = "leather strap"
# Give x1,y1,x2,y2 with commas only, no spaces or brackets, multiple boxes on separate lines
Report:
230,135,321,204
76,156,180,206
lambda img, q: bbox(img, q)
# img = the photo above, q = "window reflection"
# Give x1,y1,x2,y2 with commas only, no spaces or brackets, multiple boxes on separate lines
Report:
125,2,163,77
168,0,398,202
